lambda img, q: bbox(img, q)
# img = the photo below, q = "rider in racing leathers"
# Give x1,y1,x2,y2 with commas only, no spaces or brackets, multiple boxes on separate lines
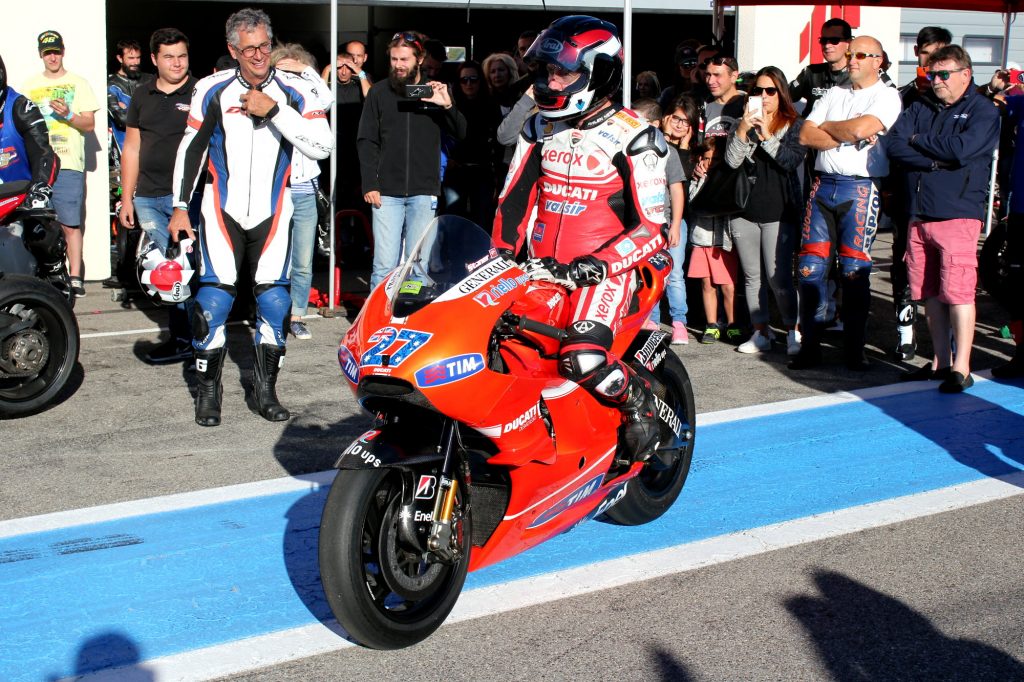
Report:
0,53,68,290
168,9,332,427
493,16,669,463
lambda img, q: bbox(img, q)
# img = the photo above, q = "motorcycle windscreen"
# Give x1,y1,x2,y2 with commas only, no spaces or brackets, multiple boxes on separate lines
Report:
388,215,501,318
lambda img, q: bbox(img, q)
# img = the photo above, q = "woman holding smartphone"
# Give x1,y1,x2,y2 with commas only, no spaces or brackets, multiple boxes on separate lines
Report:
725,66,807,356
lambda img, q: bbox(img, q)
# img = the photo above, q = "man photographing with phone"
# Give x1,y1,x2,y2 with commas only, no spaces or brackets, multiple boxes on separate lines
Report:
357,30,467,290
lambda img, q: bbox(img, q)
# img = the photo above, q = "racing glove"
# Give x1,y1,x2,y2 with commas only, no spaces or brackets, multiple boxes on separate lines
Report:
26,182,53,210
523,256,607,291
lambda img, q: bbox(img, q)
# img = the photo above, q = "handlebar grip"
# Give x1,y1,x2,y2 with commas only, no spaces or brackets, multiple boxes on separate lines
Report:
516,316,568,341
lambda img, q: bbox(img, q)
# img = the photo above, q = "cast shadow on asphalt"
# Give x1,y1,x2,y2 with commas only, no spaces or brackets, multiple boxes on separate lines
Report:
868,378,1024,486
786,569,1024,679
649,646,695,681
45,631,155,681
274,412,373,627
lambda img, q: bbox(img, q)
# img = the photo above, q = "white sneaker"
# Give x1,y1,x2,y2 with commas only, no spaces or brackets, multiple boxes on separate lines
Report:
787,329,802,356
737,330,771,354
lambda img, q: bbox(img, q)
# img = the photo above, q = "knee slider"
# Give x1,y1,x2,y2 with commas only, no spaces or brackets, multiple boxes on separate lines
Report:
255,283,290,346
193,285,235,350
798,255,827,283
839,258,871,281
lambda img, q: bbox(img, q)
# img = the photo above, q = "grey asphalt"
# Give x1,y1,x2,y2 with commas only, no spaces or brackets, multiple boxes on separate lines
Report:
3,231,1022,679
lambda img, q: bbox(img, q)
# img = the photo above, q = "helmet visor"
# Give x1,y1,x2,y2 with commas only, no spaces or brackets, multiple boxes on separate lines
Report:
525,26,614,74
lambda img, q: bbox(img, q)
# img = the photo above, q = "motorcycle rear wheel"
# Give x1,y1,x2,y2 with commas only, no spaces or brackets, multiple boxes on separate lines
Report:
0,274,80,418
319,468,471,649
603,351,695,525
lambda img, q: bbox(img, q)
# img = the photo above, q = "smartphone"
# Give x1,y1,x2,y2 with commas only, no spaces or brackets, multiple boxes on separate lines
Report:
746,95,762,117
404,83,434,99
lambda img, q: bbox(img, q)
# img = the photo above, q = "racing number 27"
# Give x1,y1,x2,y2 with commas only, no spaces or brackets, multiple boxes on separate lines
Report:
360,327,432,367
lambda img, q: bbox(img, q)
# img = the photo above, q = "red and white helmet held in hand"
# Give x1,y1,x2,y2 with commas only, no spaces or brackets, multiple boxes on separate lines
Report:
525,15,623,121
137,236,198,305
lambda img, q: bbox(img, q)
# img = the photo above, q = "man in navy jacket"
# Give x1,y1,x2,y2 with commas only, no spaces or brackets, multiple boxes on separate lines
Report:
887,45,1001,392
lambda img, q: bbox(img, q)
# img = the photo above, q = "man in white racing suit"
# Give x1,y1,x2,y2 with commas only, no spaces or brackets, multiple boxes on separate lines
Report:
493,15,669,463
169,8,332,427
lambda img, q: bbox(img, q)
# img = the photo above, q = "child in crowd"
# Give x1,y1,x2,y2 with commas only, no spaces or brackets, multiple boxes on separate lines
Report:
632,98,689,344
687,138,739,344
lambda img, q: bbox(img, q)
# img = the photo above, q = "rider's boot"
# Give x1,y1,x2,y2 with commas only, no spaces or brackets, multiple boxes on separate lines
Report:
194,347,225,427
614,368,661,465
252,343,290,422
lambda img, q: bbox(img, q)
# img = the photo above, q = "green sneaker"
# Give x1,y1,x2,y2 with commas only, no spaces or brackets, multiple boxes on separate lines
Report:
701,326,720,344
725,325,744,345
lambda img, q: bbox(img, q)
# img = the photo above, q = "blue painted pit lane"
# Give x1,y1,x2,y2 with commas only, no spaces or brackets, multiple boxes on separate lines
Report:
1,379,1023,680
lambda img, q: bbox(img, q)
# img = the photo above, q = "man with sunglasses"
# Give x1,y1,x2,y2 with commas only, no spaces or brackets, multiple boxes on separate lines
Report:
168,8,334,426
794,35,902,371
788,18,852,118
887,45,1000,392
657,42,702,111
886,26,952,363
22,30,99,299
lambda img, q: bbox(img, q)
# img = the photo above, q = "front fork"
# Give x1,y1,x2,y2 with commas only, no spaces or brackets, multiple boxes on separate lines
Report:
427,419,462,561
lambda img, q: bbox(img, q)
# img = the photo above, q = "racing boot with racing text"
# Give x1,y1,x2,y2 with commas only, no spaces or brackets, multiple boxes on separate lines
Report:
194,347,225,427
252,343,290,422
615,371,661,465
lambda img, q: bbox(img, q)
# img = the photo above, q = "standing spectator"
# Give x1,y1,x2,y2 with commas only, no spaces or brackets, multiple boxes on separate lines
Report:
444,60,500,226
482,52,520,110
702,54,746,139
421,39,448,83
887,46,1000,392
357,31,467,289
688,138,739,343
658,42,700,110
635,70,661,101
726,67,805,355
495,85,537,196
887,26,952,362
22,30,99,298
788,18,851,117
271,43,333,342
119,28,197,364
326,41,372,210
513,30,538,77
633,98,687,343
169,8,333,426
657,95,702,344
107,39,143,155
793,36,903,370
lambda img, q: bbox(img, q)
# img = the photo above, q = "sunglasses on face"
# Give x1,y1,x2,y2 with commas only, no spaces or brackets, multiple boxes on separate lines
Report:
392,32,423,50
237,41,272,58
749,86,778,96
680,59,697,68
845,51,882,61
818,36,847,46
460,75,479,83
926,67,967,82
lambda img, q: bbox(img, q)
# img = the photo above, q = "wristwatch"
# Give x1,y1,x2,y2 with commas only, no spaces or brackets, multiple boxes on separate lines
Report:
357,70,367,80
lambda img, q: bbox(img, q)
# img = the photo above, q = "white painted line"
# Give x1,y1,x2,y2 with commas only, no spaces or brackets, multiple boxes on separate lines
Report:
1,376,981,537
0,471,337,539
698,371,994,427
67,470,1024,681
79,315,329,340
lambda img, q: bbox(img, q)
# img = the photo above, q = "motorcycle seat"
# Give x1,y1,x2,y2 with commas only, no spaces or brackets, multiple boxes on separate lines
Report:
0,181,30,201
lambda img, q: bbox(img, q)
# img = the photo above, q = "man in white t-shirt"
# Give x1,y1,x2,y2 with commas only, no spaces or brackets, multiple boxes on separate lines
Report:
791,35,903,370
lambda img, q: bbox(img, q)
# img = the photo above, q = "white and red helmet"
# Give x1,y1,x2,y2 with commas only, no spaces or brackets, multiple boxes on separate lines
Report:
136,236,197,305
526,15,623,121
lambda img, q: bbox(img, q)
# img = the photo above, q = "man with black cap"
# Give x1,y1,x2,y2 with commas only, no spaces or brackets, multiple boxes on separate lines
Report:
658,41,703,110
21,30,99,299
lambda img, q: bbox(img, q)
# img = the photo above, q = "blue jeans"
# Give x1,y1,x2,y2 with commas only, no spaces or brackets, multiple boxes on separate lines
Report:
649,234,688,325
289,189,318,316
134,194,193,341
370,194,436,290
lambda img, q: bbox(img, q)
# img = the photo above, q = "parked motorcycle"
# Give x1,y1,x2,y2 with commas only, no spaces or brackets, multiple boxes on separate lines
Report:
0,180,80,418
320,215,695,649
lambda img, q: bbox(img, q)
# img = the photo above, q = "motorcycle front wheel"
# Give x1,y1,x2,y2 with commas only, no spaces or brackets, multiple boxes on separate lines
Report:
319,467,471,649
603,351,696,525
0,274,80,418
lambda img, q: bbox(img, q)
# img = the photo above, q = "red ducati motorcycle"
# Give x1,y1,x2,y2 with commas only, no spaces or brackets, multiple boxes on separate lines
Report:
320,215,695,649
0,181,79,417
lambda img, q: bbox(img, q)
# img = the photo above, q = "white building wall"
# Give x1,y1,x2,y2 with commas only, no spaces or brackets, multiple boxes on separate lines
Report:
10,1,111,281
736,5,902,90
898,9,1020,86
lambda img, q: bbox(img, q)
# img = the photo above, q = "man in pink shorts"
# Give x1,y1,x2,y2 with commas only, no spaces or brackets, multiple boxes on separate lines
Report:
887,45,1000,392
